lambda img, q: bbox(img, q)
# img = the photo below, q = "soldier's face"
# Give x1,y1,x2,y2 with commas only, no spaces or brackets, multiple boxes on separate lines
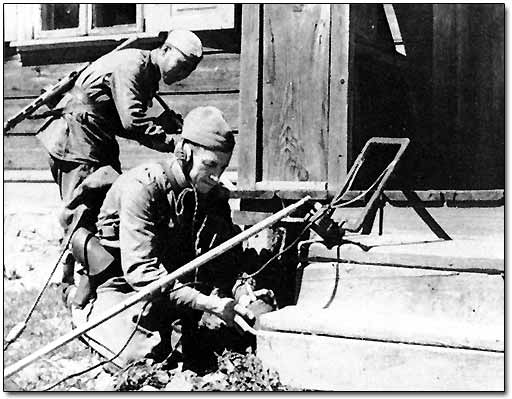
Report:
161,49,196,85
188,146,232,194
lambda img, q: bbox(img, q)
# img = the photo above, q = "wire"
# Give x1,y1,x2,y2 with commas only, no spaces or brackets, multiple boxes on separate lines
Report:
40,282,199,391
330,162,394,208
236,162,395,281
41,300,151,392
4,229,76,352
241,207,329,279
238,160,393,280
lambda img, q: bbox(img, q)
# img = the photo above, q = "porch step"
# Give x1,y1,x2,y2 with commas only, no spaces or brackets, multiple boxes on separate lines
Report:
255,236,504,390
295,261,503,328
256,331,504,391
259,305,503,351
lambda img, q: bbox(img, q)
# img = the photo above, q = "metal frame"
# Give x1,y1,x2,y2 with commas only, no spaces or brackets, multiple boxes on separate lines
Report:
334,137,410,232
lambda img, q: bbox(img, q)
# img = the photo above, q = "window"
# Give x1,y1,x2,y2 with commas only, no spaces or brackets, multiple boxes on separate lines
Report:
35,4,142,39
41,4,80,30
89,4,142,35
14,4,236,45
92,4,136,28
37,4,87,38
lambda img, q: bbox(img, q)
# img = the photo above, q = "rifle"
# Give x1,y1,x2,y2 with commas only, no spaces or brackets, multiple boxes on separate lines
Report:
4,37,137,133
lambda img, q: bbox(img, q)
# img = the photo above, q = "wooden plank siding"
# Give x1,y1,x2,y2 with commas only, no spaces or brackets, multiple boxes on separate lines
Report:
262,4,330,183
3,93,239,135
3,5,505,198
3,52,241,172
432,4,504,190
4,135,240,172
3,53,239,97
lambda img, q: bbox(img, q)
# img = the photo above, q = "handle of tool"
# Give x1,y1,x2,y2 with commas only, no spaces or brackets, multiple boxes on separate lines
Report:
233,315,257,336
111,36,138,52
4,196,311,379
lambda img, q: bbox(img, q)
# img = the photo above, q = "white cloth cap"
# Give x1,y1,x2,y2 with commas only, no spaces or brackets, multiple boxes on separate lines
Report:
165,30,203,59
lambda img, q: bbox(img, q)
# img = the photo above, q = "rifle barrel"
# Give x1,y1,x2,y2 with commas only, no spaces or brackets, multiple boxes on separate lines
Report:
3,36,138,133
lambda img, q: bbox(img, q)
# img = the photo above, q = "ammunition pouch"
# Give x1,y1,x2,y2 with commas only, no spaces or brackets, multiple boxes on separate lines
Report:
71,227,121,307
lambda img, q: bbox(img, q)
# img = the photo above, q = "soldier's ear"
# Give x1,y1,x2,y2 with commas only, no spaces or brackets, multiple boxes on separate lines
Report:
182,142,192,164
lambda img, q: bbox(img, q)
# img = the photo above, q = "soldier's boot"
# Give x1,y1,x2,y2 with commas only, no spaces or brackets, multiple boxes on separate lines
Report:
62,251,76,284
61,251,76,306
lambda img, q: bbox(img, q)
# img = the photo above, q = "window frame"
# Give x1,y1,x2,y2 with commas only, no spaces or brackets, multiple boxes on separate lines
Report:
35,4,87,39
87,4,144,36
34,4,143,40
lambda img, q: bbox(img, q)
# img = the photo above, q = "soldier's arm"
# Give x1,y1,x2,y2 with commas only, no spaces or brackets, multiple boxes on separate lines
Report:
110,59,175,152
118,175,225,311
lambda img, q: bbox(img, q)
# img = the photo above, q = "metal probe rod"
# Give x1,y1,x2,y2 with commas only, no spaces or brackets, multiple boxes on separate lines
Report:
4,195,311,378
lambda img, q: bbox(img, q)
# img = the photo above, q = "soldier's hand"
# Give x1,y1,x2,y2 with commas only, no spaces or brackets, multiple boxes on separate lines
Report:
211,297,255,328
237,288,275,307
150,133,176,152
155,109,183,135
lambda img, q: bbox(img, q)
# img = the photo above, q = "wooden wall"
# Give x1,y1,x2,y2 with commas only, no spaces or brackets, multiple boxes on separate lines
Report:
432,4,504,190
3,50,241,173
349,4,432,190
261,4,330,183
4,4,504,193
349,4,504,191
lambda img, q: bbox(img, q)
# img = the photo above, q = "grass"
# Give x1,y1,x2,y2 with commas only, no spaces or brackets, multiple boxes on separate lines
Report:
3,284,296,392
3,283,104,391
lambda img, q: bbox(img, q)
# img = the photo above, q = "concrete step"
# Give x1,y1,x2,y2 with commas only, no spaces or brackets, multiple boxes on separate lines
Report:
259,306,503,351
307,235,504,273
255,235,504,390
295,261,504,327
256,331,504,391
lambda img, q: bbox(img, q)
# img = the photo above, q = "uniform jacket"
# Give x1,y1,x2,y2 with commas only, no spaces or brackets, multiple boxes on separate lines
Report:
95,157,242,308
37,49,171,167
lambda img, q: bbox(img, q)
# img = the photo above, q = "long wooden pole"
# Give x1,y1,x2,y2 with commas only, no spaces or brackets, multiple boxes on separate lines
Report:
4,196,311,379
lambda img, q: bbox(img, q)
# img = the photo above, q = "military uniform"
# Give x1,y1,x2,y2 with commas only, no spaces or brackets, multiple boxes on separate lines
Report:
38,49,179,235
72,157,243,366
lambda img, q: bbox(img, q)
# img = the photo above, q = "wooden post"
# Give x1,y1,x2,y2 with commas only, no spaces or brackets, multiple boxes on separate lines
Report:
238,4,261,190
328,4,352,197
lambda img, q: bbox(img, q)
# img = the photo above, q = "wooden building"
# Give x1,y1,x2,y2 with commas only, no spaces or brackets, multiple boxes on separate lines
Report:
3,4,505,390
4,4,242,178
4,4,504,199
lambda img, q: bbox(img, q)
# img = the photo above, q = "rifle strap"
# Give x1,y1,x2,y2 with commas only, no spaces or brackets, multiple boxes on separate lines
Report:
27,108,66,119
